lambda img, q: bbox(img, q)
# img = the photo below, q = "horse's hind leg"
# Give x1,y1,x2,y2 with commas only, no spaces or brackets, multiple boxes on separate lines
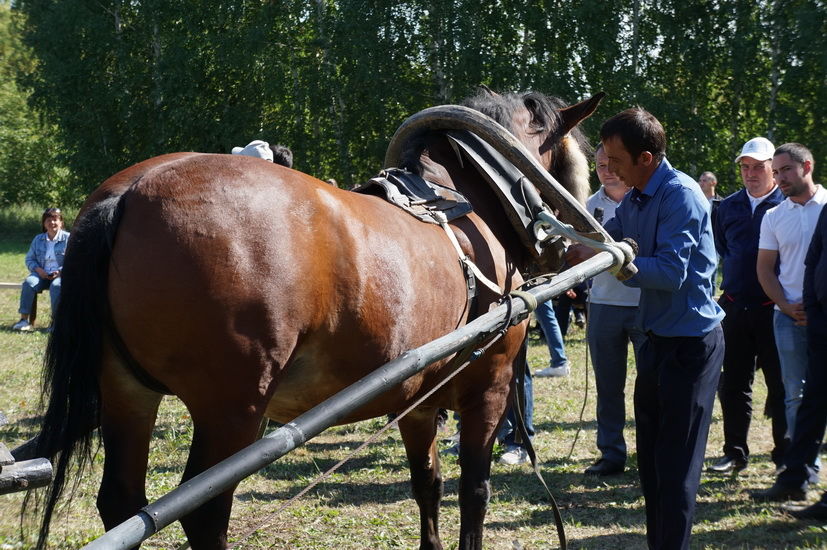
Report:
97,356,163,532
398,408,444,550
178,407,263,550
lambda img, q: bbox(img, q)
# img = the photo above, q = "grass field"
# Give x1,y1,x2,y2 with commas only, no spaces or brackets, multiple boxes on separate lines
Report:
1,206,826,549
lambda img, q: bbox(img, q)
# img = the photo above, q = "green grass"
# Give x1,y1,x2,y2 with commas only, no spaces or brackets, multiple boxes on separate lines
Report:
0,206,825,549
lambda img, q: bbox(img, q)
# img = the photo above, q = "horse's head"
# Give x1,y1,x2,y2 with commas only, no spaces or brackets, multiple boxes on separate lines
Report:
461,89,603,273
462,88,603,206
390,89,603,276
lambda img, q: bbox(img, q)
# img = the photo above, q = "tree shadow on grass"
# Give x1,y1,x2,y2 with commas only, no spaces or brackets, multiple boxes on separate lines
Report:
689,520,827,549
235,475,412,506
565,532,648,550
0,414,45,445
534,418,599,432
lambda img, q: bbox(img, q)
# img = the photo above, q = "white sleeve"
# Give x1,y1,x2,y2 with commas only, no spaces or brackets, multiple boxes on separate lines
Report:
758,210,779,251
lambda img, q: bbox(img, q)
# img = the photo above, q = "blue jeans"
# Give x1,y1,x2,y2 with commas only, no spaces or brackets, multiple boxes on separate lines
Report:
19,274,61,319
586,303,645,465
535,300,568,367
498,361,534,448
774,310,809,439
777,304,827,489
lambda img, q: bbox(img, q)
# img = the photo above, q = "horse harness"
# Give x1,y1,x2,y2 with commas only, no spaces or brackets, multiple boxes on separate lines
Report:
353,129,559,308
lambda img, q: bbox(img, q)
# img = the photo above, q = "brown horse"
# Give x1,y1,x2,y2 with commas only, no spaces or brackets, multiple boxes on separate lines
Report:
33,89,601,550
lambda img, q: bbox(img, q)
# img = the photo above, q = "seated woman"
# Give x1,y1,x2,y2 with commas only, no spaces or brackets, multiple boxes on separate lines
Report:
13,208,70,331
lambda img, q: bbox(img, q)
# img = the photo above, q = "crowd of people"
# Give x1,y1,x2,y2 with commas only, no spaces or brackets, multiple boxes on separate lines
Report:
475,111,827,549
9,115,826,549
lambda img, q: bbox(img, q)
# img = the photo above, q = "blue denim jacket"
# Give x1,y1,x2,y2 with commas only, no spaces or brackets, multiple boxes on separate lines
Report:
25,230,70,274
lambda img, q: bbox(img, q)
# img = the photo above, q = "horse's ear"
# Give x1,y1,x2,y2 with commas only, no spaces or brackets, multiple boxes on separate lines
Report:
478,84,499,97
558,92,606,133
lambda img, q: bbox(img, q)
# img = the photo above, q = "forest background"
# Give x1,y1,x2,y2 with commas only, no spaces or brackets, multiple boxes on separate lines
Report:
0,0,825,206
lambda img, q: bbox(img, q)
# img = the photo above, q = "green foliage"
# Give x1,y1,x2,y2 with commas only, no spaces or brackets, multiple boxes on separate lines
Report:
5,0,826,198
0,2,72,207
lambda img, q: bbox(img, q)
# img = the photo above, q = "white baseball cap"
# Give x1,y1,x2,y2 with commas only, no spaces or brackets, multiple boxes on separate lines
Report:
231,140,274,162
734,137,775,163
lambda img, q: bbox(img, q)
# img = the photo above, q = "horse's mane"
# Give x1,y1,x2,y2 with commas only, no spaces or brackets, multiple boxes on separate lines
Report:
399,89,592,203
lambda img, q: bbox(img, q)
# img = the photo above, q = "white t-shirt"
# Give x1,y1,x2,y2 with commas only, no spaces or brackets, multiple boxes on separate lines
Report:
586,187,641,307
758,184,827,307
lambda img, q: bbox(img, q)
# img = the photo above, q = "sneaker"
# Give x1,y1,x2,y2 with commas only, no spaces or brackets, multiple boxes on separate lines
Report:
535,362,570,378
441,431,460,444
12,319,32,331
499,446,529,465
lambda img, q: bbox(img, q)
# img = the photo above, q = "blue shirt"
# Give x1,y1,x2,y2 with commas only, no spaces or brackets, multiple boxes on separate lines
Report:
605,158,724,337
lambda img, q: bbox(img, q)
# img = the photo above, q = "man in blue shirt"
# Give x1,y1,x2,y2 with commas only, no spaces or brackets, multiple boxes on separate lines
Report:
567,107,724,550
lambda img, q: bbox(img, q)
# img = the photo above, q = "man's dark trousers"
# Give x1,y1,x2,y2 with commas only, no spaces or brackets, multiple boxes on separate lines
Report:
718,300,787,465
777,303,827,489
635,325,724,550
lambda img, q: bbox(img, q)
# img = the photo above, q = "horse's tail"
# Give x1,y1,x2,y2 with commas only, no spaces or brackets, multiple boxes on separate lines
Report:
31,193,126,548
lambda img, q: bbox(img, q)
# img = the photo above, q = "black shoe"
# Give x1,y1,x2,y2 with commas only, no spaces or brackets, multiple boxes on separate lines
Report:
707,456,747,474
584,459,624,476
750,481,807,502
784,501,827,520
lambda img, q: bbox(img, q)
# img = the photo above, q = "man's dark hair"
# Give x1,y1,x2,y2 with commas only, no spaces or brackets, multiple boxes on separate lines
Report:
774,142,814,167
270,144,293,168
599,107,666,164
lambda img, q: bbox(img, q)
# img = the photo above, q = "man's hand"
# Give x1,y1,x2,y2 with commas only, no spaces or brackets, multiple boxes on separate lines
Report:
782,302,807,326
564,244,597,266
35,267,49,279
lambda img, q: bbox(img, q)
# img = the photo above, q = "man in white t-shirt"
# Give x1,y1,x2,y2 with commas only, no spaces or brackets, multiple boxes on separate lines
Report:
757,143,827,445
583,144,645,476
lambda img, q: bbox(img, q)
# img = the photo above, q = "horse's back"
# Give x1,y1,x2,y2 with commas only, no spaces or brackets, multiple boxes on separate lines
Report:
102,153,471,419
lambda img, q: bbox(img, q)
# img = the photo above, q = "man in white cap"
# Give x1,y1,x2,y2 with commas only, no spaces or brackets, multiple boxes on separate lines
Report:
751,143,827,500
231,140,275,162
706,137,787,474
